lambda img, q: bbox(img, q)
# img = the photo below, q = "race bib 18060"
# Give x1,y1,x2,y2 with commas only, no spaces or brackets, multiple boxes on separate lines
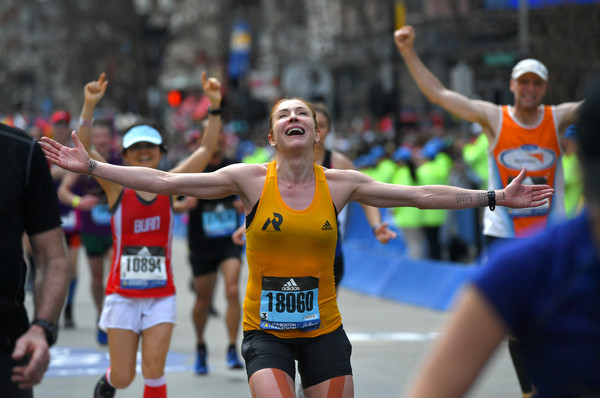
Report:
259,276,320,331
120,246,167,289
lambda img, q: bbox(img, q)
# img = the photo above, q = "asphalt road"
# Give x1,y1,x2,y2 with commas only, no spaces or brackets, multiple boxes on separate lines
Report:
28,237,521,397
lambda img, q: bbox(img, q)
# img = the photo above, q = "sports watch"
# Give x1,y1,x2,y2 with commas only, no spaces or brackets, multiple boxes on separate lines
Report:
32,318,58,346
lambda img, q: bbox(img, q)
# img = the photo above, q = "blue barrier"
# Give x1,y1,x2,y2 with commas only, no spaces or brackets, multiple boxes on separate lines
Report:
340,202,478,311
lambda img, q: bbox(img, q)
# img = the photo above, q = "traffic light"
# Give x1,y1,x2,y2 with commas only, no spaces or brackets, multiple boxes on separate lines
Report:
167,90,182,107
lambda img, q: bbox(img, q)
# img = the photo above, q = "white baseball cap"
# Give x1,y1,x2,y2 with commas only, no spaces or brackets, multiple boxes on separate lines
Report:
122,125,163,149
511,58,548,81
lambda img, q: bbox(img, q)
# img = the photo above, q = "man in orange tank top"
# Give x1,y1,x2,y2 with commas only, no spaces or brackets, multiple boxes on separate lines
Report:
395,25,583,397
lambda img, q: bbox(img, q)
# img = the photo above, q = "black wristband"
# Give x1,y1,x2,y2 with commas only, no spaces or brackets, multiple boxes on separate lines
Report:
487,190,496,211
207,106,223,116
32,318,58,346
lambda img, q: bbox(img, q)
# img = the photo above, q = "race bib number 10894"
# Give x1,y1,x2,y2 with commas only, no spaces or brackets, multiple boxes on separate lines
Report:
120,246,167,289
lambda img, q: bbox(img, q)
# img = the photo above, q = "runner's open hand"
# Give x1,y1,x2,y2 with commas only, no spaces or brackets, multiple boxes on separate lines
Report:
40,131,92,175
502,168,554,209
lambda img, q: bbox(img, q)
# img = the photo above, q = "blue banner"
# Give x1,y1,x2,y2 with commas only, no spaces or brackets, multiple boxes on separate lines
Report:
228,21,252,80
486,0,600,9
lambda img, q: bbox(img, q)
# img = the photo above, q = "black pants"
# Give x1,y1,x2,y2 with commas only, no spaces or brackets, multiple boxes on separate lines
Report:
424,226,442,260
0,351,33,398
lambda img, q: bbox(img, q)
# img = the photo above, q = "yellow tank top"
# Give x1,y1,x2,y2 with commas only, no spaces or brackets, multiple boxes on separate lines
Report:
243,161,341,338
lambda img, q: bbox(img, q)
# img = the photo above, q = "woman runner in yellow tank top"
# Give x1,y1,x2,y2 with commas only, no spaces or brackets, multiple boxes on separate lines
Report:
41,98,554,398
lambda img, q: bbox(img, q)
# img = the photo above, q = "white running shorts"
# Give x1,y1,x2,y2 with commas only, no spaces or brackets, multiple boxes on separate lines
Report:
99,293,177,333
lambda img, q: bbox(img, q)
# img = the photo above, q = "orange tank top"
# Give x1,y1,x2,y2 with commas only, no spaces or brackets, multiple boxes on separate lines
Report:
243,161,341,338
485,105,565,238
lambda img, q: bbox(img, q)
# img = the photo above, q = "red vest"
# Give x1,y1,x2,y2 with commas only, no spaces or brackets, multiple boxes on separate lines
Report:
107,189,175,298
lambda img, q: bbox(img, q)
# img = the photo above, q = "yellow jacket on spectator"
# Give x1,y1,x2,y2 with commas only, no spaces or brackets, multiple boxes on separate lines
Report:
417,152,453,227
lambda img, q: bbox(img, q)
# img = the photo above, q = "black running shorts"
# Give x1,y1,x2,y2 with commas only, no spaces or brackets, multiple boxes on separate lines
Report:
188,237,242,277
241,325,352,389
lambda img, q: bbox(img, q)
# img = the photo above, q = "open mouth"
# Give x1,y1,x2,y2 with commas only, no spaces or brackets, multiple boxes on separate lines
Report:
286,128,305,136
